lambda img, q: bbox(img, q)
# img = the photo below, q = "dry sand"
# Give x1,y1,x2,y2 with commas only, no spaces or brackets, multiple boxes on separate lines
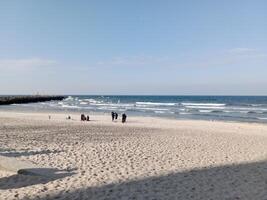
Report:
0,111,267,200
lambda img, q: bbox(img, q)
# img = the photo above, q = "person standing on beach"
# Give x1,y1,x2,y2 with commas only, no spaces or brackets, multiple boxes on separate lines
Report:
122,113,127,123
111,112,115,121
81,114,86,121
115,112,118,120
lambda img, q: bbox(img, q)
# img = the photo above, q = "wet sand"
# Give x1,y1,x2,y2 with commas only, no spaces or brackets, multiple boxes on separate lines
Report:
0,111,267,200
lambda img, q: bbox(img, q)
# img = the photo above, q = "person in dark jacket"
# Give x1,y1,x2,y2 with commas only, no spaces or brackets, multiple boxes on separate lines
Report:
122,113,127,123
111,112,115,121
115,112,118,120
81,114,86,121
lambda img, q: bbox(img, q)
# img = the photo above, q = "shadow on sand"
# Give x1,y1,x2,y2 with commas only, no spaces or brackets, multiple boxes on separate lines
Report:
15,160,267,200
0,168,76,190
0,148,62,158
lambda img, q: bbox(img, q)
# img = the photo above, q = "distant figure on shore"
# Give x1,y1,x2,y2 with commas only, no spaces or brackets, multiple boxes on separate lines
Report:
115,112,118,120
48,115,51,120
81,114,86,121
67,115,71,120
86,115,90,121
111,112,115,121
122,113,127,123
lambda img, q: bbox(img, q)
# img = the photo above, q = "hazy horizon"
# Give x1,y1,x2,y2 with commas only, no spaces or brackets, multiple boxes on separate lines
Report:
1,0,266,95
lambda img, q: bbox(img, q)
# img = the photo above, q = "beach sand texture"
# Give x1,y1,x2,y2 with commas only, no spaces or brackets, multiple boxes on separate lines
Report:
0,111,267,200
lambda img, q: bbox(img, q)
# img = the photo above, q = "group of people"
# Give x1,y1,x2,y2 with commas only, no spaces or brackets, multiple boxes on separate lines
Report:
111,112,127,123
53,112,127,123
81,114,90,121
111,112,118,121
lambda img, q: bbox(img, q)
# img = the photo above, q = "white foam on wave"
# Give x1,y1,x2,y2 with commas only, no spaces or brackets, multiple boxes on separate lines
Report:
65,96,74,101
81,106,95,110
185,106,225,110
61,105,80,109
135,107,169,111
90,103,134,107
181,103,225,107
83,98,101,104
179,112,190,115
250,104,266,107
228,107,267,111
97,106,126,112
154,111,166,114
199,110,213,113
223,110,232,113
136,102,176,106
239,111,249,114
80,102,88,105
257,117,267,120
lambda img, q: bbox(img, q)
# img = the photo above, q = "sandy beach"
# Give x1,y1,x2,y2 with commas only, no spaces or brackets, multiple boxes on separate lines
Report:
0,111,267,200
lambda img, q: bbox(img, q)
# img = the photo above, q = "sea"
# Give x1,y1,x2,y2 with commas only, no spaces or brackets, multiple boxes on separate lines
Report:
1,95,267,123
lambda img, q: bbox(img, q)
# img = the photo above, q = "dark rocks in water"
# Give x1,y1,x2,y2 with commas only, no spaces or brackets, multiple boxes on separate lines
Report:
0,95,65,105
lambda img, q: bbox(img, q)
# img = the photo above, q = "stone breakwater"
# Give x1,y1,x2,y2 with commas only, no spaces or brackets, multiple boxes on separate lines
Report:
0,95,65,105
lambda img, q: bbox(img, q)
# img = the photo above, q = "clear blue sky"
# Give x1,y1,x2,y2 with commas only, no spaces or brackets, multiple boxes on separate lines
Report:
0,0,266,95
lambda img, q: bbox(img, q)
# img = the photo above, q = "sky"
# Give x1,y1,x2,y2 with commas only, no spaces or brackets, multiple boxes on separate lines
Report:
0,0,266,95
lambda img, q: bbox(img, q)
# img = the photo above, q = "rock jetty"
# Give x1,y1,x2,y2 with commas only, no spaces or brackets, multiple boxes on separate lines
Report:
0,95,65,105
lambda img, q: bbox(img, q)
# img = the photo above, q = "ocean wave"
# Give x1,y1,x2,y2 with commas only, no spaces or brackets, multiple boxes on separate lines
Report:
239,111,249,114
97,106,119,110
199,110,213,113
97,106,126,111
248,111,257,114
78,106,95,110
181,103,225,107
136,102,176,106
154,111,166,114
89,103,134,107
83,98,102,104
212,110,224,113
257,117,267,120
61,105,80,109
228,107,267,111
65,96,74,101
224,110,265,114
179,112,190,115
135,107,170,111
250,104,263,107
184,106,225,109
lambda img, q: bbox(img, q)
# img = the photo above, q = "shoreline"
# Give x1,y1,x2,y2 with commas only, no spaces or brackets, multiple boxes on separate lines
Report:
1,108,267,126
